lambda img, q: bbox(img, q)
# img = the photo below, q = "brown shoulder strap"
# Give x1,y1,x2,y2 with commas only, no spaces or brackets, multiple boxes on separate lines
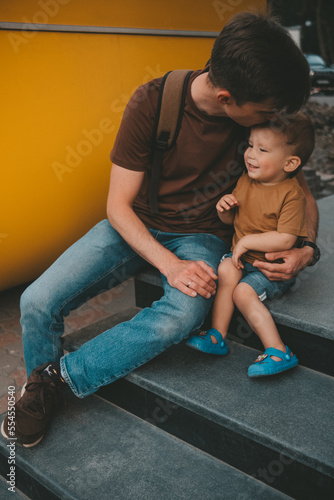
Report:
156,69,192,147
149,70,192,214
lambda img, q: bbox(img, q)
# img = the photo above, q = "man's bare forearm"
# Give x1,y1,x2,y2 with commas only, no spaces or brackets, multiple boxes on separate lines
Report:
107,204,179,276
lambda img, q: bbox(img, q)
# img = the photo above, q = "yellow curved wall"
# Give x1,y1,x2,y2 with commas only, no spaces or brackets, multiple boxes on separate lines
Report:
0,0,265,291
0,0,265,30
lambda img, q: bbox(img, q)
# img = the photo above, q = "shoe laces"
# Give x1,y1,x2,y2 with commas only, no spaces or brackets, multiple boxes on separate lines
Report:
24,379,63,414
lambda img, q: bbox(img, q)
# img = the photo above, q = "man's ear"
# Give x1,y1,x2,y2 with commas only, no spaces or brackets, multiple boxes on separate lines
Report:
284,156,301,174
217,89,233,104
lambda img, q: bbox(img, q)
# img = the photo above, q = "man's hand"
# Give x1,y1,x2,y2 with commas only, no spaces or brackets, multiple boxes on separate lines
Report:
216,194,239,213
165,260,218,299
253,246,314,281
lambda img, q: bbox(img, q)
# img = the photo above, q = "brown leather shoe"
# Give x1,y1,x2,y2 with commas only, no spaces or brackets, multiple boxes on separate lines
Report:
1,363,65,448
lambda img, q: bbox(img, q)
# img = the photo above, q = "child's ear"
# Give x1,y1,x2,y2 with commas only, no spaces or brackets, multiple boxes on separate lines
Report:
284,156,301,174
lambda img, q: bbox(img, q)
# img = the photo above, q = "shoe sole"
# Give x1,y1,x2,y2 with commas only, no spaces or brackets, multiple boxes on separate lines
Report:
248,360,299,377
1,419,44,448
186,341,229,356
1,384,45,448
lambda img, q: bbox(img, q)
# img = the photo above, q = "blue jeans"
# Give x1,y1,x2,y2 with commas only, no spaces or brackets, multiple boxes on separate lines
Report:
21,219,228,398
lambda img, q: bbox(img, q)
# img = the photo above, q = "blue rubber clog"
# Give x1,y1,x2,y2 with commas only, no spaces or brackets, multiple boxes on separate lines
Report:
248,345,298,377
186,328,228,355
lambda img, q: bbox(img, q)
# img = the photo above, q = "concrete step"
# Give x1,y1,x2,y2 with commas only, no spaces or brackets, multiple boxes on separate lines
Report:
100,342,334,500
0,475,29,499
0,396,293,500
62,310,334,500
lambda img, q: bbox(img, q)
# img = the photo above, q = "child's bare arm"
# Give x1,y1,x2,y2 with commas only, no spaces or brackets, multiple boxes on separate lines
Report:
232,232,298,269
216,194,239,225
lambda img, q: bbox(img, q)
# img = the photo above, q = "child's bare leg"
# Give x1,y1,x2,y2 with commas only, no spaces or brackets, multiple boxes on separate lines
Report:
210,258,242,343
233,282,287,361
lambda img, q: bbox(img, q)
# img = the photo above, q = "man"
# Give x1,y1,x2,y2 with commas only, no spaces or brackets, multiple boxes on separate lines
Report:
1,12,318,447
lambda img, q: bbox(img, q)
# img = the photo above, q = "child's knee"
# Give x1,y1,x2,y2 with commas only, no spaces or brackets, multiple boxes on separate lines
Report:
218,259,240,286
233,282,257,306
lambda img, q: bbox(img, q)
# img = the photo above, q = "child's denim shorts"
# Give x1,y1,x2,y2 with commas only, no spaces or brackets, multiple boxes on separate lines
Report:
221,252,296,302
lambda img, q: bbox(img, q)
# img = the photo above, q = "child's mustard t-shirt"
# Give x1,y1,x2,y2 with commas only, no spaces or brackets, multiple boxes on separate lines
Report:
231,172,308,264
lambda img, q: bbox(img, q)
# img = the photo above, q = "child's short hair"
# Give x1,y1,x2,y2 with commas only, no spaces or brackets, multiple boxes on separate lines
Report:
255,112,315,177
209,12,310,113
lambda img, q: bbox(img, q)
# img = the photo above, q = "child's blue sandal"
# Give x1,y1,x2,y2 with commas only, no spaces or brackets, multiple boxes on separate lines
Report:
248,345,298,377
186,328,228,355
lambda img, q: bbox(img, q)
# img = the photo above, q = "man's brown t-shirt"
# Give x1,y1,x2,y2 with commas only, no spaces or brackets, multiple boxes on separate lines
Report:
110,69,246,243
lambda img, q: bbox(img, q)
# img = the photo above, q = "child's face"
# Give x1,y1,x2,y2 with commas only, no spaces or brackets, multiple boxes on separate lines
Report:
244,127,297,185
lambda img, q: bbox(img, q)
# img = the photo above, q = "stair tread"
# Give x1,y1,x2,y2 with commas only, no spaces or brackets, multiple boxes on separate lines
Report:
0,476,28,499
0,397,292,500
63,307,334,479
124,341,334,479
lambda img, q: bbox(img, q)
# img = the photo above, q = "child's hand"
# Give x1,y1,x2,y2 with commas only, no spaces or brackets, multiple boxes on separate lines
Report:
232,253,244,270
216,194,239,213
232,240,247,270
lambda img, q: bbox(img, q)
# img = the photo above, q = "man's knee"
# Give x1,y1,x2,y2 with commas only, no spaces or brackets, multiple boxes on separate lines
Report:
20,281,50,318
20,284,36,313
159,291,212,338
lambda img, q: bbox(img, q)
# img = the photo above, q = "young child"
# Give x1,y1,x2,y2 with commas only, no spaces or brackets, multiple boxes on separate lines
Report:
186,112,315,377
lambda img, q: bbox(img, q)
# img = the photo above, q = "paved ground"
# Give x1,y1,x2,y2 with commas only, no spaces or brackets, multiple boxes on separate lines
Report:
0,279,136,414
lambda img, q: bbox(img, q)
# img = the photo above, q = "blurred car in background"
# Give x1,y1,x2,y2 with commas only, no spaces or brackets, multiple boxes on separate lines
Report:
304,53,334,94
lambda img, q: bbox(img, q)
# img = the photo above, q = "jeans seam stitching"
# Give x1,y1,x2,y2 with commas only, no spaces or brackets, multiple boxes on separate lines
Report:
50,253,140,337
78,352,161,397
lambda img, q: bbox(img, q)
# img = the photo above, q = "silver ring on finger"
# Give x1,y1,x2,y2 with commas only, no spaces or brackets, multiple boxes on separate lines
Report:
187,280,192,287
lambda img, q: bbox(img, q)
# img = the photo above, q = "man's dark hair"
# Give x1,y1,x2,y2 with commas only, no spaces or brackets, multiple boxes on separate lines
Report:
254,112,315,177
209,12,310,113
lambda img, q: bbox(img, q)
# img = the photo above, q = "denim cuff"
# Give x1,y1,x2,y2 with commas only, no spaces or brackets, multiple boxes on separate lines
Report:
60,356,82,398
